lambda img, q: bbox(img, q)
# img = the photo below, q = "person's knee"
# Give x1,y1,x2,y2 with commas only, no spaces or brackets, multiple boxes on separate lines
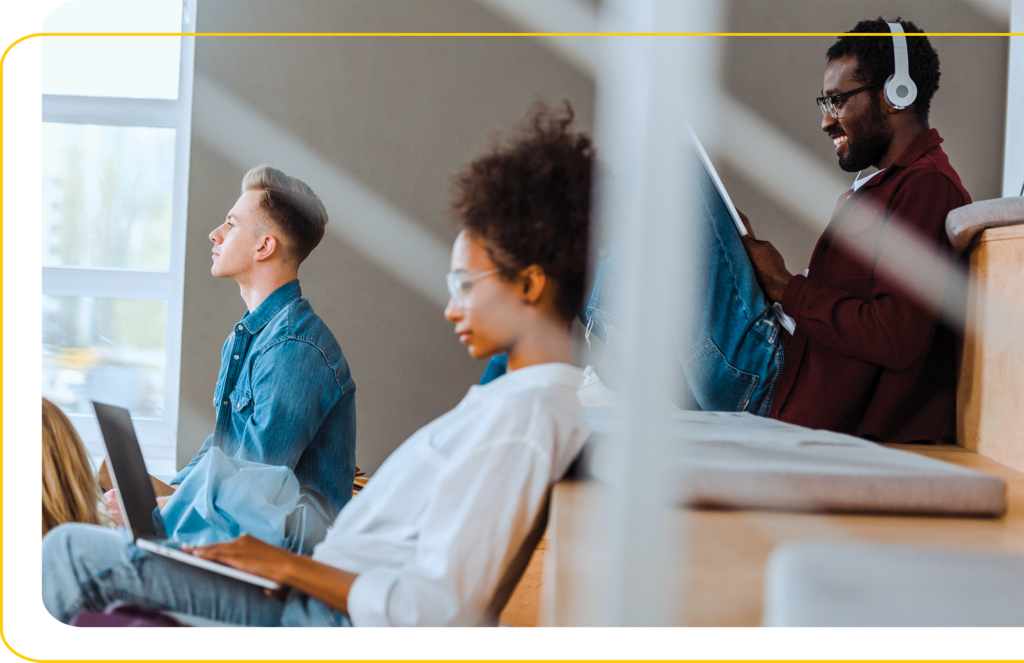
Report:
41,522,83,567
47,523,134,575
44,520,110,550
41,523,86,622
42,523,128,623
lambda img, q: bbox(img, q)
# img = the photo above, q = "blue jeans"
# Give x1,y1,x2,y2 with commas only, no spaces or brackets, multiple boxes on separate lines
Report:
41,523,350,627
481,164,785,416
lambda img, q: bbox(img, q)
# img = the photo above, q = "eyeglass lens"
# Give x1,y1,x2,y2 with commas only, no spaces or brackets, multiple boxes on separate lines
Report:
446,273,463,304
818,97,838,118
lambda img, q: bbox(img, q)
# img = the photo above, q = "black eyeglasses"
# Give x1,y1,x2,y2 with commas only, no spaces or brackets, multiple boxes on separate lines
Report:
816,82,884,118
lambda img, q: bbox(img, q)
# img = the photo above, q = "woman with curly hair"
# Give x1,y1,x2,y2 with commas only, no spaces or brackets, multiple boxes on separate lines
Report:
42,398,101,536
43,103,593,627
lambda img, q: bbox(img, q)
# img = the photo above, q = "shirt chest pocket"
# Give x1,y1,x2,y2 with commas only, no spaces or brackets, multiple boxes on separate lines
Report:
829,208,884,282
228,374,254,414
230,387,253,411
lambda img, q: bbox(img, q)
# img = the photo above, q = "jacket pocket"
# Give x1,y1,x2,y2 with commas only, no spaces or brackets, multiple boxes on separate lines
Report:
228,385,253,413
685,338,760,412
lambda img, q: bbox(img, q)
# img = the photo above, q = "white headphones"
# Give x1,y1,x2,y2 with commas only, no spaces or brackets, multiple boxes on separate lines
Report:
884,21,918,109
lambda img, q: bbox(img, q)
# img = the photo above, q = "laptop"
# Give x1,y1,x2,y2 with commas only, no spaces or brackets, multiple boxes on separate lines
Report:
92,401,281,590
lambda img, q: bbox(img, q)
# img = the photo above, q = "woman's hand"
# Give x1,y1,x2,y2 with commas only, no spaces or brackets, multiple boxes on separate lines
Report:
102,485,174,528
184,534,359,612
182,534,294,587
101,490,124,527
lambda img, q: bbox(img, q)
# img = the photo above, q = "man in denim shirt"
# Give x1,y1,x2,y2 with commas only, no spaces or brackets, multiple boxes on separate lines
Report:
104,165,356,551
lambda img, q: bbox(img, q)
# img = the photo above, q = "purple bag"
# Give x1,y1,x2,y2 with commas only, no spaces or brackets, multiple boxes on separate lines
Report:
68,602,192,647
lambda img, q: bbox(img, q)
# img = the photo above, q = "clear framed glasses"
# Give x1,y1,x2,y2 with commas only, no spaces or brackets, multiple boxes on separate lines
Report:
445,268,499,307
816,82,883,118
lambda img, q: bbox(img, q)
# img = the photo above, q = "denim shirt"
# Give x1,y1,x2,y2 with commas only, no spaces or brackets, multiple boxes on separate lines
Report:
171,280,357,518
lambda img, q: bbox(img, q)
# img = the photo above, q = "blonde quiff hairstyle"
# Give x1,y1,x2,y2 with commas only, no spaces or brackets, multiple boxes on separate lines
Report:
42,398,100,536
241,165,329,265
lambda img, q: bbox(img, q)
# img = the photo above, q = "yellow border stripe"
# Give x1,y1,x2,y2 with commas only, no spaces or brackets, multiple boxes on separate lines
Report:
0,31,42,647
9,22,1024,651
7,31,1024,37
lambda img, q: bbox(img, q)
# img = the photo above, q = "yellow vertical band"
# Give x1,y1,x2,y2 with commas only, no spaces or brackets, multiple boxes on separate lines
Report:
0,32,42,647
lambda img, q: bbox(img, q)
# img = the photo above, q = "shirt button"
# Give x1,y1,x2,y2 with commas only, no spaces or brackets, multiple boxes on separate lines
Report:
237,325,243,331
223,400,229,405
233,355,240,360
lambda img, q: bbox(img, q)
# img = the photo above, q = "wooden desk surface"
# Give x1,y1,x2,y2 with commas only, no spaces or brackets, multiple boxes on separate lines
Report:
543,443,1024,626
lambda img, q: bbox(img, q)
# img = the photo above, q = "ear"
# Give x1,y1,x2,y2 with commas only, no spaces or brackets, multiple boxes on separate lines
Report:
519,265,547,306
880,89,909,116
253,234,279,262
876,89,897,114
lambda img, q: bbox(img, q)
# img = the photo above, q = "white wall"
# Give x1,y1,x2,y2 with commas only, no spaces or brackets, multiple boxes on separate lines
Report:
176,0,596,474
175,0,1011,474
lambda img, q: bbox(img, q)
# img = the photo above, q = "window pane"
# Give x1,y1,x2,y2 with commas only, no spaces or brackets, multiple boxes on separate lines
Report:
42,295,167,418
42,0,182,99
43,123,176,270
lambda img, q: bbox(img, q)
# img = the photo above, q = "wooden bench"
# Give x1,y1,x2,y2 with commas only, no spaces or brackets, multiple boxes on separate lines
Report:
542,444,1024,626
502,199,1024,625
958,223,1024,473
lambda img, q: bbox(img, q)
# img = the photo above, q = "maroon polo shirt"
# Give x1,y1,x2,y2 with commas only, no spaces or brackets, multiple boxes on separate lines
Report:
769,129,971,443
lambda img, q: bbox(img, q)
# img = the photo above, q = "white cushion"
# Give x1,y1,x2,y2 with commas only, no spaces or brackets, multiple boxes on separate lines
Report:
583,409,1007,516
946,196,1024,254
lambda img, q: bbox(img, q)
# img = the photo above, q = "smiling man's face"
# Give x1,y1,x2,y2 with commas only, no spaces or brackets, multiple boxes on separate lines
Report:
821,54,893,172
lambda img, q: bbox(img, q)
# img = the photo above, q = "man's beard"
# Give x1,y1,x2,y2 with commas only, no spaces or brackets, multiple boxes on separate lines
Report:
837,104,892,172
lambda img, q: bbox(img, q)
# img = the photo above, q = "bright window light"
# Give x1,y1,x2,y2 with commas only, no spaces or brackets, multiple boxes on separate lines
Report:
42,123,176,270
41,0,195,478
43,295,168,418
43,0,183,99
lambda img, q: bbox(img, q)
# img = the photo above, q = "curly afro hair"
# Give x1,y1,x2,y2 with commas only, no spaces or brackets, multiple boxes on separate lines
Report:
451,102,593,323
825,17,940,124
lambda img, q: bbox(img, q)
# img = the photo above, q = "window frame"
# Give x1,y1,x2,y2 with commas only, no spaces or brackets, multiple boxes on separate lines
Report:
41,0,196,478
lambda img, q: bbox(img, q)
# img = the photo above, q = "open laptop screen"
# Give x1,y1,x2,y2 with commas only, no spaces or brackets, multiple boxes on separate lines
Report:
92,401,162,540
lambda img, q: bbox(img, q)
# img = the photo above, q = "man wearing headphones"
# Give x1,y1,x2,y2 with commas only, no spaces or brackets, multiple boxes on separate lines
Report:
742,17,971,443
479,17,969,445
